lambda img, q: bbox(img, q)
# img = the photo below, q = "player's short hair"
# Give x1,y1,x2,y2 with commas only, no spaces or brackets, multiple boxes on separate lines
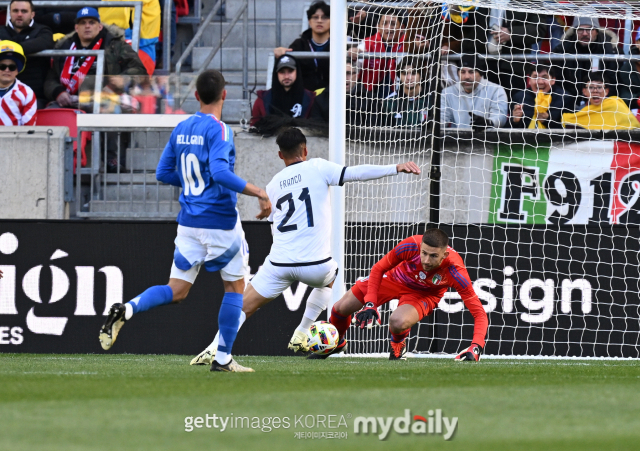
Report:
195,69,225,105
422,229,449,249
276,127,306,156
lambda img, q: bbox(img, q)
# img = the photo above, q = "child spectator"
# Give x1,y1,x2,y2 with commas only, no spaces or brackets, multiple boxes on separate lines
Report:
382,57,430,127
511,64,572,129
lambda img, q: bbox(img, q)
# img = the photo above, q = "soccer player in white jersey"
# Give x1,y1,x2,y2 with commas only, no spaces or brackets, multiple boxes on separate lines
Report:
98,70,271,373
201,127,420,371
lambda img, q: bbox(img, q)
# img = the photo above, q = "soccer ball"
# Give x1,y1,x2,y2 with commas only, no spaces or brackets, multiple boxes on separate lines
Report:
307,321,339,355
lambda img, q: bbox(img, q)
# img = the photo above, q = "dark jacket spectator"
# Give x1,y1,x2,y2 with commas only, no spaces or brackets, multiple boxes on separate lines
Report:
273,1,330,92
251,55,315,126
381,57,431,127
617,28,640,108
0,0,54,106
552,17,620,99
44,20,146,103
511,65,572,129
482,9,546,99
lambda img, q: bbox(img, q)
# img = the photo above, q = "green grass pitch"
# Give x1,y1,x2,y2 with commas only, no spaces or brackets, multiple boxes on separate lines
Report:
1,354,639,451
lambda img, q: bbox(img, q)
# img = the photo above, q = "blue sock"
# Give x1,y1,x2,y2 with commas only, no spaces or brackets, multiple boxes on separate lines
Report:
216,292,243,360
127,285,173,315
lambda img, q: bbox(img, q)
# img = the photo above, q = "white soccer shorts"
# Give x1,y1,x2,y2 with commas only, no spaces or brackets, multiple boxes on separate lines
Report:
169,218,249,283
250,257,338,299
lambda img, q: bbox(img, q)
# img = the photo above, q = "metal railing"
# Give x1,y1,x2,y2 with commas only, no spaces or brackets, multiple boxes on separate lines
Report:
1,1,143,52
174,0,249,109
76,115,189,219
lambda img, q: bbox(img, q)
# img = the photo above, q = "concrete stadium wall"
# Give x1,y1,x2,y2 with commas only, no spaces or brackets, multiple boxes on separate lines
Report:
0,127,70,220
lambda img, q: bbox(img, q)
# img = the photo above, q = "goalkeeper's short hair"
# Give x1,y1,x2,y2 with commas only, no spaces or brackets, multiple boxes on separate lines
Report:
422,228,449,249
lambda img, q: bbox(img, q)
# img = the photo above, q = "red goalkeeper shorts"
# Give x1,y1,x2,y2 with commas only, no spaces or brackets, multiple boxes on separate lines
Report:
351,276,438,320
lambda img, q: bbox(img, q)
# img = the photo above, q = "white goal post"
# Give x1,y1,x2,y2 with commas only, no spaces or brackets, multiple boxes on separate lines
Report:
330,0,640,359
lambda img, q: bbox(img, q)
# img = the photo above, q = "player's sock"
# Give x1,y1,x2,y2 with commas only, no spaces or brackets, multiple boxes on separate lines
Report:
124,285,173,319
206,311,246,352
390,328,410,343
295,287,330,333
215,292,243,365
329,305,352,339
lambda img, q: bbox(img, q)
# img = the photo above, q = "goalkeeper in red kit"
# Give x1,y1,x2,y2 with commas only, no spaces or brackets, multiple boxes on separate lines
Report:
310,228,488,361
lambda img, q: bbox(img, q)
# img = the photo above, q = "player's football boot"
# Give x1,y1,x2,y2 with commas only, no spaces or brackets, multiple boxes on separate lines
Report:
307,338,348,359
99,303,127,350
288,330,310,353
190,348,215,365
210,359,255,373
389,340,407,360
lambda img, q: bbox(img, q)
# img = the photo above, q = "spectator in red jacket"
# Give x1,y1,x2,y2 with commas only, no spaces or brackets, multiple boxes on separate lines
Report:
356,9,405,98
251,55,315,126
0,40,36,126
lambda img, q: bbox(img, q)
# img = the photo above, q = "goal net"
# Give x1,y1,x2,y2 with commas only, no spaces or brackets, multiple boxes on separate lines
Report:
338,0,640,358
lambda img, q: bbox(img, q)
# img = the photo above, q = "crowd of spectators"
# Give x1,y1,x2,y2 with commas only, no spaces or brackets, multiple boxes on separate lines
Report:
253,2,640,132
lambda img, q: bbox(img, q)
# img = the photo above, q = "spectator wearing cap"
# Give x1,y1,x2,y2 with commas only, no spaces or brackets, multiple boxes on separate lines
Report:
0,0,54,108
511,64,572,129
250,55,315,126
274,1,330,92
562,72,640,130
441,55,508,129
0,40,36,126
552,16,620,98
44,7,147,109
44,8,146,173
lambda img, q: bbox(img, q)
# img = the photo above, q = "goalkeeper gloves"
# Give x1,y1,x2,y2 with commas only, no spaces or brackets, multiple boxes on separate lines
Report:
354,302,381,329
455,343,482,362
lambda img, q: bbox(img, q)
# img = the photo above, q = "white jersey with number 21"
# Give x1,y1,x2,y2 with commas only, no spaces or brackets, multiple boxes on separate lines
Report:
266,158,344,265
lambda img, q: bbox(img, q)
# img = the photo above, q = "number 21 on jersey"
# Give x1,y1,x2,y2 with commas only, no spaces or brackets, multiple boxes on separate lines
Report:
181,153,205,196
276,187,313,233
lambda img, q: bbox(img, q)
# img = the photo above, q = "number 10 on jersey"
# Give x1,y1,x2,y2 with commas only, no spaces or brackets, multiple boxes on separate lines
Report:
276,188,314,233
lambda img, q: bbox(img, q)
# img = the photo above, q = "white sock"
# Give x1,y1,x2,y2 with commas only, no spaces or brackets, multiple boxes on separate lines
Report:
207,311,246,352
124,303,134,320
295,287,330,333
215,334,231,365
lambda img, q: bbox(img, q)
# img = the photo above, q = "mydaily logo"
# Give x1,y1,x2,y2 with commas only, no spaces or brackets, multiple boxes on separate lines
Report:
0,232,123,341
354,409,458,441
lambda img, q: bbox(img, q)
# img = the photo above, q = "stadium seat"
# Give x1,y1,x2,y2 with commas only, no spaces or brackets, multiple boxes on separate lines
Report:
34,109,89,172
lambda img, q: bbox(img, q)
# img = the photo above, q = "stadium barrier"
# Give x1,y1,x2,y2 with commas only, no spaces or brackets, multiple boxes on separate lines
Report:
1,220,638,357
0,127,73,220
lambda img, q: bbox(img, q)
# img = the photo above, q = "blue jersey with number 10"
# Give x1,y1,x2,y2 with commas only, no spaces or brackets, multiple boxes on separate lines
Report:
156,112,248,230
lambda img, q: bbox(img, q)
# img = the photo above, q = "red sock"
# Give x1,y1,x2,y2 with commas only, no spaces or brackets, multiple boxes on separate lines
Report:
390,328,410,343
330,306,351,340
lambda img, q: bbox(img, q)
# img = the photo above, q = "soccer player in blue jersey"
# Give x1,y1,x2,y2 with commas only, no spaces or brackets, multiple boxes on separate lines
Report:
99,69,271,373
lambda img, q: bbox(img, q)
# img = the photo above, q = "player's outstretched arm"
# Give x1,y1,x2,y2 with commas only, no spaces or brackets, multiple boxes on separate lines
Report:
341,161,421,184
242,183,272,220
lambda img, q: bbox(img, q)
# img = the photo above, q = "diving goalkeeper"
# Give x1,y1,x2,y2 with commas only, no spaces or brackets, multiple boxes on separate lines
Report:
317,228,488,361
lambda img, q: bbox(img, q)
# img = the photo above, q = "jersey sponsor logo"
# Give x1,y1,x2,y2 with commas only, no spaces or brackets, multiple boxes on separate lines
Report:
176,134,204,145
431,273,442,285
279,174,302,190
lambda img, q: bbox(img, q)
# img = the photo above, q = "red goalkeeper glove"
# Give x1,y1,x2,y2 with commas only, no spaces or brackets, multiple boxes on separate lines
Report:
354,302,381,329
455,343,482,362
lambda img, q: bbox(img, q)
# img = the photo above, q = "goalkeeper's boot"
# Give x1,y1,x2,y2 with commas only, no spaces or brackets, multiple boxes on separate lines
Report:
307,338,348,360
99,303,127,350
210,359,255,373
389,340,407,361
288,330,310,354
190,348,215,366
